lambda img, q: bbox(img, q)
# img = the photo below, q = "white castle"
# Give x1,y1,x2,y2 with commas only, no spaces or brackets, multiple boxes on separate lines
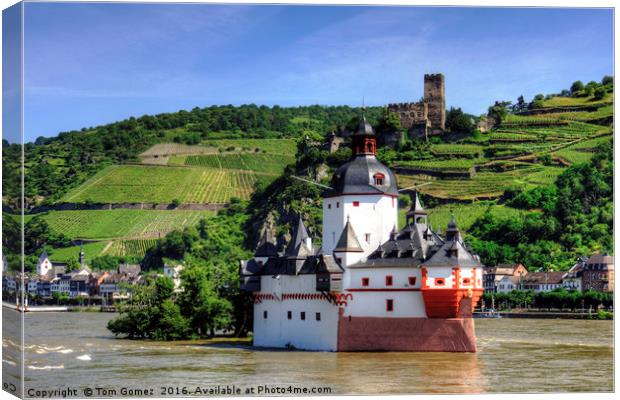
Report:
240,117,484,352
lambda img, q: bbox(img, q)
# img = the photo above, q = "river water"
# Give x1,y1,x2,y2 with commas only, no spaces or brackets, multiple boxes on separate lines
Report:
2,310,614,396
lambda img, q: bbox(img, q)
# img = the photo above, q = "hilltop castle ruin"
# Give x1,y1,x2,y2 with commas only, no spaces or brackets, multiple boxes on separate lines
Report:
387,73,446,140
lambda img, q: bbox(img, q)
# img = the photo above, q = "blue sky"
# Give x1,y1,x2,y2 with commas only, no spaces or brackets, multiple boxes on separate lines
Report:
6,4,615,142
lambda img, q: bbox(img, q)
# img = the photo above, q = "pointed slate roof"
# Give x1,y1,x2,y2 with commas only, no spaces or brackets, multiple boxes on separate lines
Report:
407,190,427,218
255,222,278,257
285,215,313,258
354,115,375,136
445,213,461,241
334,218,364,253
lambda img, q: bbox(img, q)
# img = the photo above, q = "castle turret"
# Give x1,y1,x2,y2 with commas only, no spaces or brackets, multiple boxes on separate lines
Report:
285,215,313,258
333,216,365,267
406,190,428,226
322,117,399,259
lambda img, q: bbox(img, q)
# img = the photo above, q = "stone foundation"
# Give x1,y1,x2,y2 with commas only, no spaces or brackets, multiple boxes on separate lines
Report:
337,312,477,352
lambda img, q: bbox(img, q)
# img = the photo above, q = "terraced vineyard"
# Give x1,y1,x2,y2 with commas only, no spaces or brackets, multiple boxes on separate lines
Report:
184,153,294,174
103,239,159,258
553,135,613,165
61,165,258,204
395,158,478,172
430,144,483,157
202,138,297,154
397,164,564,200
39,209,213,239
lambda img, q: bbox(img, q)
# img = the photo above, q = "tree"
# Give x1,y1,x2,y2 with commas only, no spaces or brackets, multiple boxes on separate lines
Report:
445,107,473,133
177,264,233,337
570,80,584,94
601,75,613,86
514,95,527,113
584,81,599,97
594,87,606,100
375,109,402,136
107,276,192,340
529,94,545,109
488,101,509,124
66,256,80,272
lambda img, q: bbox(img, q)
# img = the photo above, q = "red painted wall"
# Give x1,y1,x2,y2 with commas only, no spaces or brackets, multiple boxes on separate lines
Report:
337,309,477,352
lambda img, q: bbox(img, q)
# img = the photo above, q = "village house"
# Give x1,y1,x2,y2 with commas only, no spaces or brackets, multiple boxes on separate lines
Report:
562,257,587,291
581,254,614,292
99,273,131,301
522,271,566,292
483,264,528,292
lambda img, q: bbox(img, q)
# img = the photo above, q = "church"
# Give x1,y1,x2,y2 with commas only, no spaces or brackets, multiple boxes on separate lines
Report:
240,117,484,352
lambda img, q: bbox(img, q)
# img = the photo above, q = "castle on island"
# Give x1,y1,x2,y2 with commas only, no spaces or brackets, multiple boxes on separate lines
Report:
240,116,484,352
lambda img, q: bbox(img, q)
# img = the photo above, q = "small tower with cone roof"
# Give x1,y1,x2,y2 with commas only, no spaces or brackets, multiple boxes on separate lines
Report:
333,216,365,268
406,190,428,226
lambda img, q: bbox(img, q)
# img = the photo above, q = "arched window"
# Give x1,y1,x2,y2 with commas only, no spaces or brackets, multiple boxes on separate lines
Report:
374,173,385,185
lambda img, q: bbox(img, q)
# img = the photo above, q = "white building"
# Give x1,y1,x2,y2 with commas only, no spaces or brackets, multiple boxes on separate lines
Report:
36,251,53,277
241,118,484,352
164,264,184,292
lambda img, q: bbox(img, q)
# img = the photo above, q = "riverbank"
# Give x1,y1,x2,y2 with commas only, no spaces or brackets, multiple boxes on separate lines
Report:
474,310,613,319
2,302,114,313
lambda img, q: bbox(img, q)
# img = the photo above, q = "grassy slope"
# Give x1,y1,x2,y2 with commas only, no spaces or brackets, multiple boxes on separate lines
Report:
398,203,527,231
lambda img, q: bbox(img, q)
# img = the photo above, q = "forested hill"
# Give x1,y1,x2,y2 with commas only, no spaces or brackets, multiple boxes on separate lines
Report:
2,105,382,208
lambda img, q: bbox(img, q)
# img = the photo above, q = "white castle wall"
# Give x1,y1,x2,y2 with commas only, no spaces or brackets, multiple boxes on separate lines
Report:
322,194,398,259
253,274,339,351
344,267,426,318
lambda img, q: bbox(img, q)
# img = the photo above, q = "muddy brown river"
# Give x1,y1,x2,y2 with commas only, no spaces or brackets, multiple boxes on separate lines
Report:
2,310,613,396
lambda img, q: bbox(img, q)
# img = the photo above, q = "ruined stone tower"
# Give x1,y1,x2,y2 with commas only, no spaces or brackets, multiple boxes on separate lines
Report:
386,73,446,140
424,73,445,132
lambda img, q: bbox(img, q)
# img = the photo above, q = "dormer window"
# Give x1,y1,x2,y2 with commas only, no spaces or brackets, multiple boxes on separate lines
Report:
374,173,385,185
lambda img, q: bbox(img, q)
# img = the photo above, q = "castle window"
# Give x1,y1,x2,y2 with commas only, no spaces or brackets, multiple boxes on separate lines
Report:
364,233,371,243
435,278,445,286
328,204,331,209
462,278,471,285
353,201,360,207
408,277,416,285
373,173,385,185
263,310,268,319
336,202,340,208
316,312,321,321
362,277,369,287
287,311,292,320
300,312,306,321
385,275,393,286
336,257,342,264
386,299,394,312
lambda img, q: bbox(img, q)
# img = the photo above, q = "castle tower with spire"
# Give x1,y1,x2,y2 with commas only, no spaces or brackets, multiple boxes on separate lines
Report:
322,116,398,259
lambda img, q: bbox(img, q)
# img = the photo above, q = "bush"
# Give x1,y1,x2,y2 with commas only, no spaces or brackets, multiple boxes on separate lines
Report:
594,87,606,100
570,80,584,94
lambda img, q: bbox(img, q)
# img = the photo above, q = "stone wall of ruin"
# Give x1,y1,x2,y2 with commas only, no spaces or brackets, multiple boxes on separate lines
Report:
387,102,427,129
